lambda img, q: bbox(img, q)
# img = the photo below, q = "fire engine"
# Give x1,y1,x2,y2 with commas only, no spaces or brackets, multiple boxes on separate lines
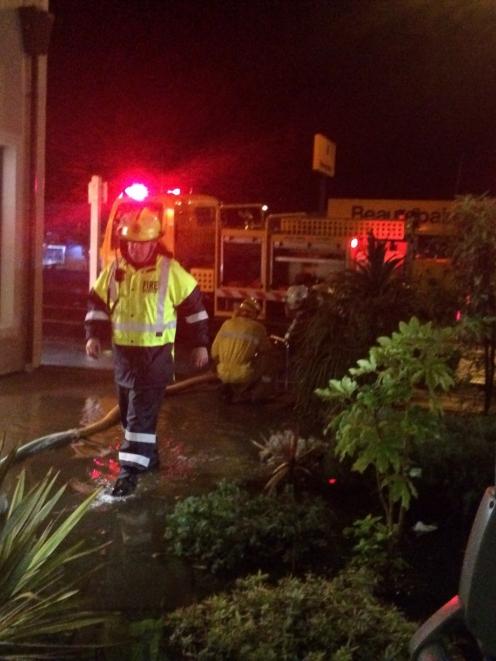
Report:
328,197,456,287
99,183,268,308
215,211,410,320
100,187,455,320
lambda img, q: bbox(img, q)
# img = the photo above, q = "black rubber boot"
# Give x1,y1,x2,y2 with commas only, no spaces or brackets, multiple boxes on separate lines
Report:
111,470,138,497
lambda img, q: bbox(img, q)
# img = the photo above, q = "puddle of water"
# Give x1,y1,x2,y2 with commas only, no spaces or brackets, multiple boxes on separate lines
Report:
0,366,300,616
1,365,469,625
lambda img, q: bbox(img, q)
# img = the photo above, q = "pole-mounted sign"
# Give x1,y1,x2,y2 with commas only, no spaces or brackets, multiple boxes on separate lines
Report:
312,133,336,178
312,134,336,213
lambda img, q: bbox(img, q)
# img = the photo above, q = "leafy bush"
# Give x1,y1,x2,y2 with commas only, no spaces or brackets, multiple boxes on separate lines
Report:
164,481,338,575
449,194,496,412
343,514,413,610
344,515,396,568
413,276,459,327
317,317,456,536
163,569,416,660
101,617,166,661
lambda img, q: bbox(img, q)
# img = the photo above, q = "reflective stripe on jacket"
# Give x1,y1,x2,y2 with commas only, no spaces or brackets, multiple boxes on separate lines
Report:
211,316,271,384
88,256,205,347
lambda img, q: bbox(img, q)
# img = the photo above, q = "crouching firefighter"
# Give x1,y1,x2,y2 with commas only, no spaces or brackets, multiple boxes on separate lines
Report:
85,207,209,497
211,297,275,402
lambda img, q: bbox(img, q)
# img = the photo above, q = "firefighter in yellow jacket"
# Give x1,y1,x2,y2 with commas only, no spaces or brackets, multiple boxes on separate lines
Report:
85,208,209,496
211,297,273,402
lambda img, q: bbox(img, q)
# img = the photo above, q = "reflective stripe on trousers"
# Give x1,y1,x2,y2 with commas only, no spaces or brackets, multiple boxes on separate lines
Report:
117,386,166,471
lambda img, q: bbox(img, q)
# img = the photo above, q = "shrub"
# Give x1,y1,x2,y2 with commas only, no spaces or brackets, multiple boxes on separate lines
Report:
163,569,416,660
343,514,413,610
317,317,456,536
344,515,397,569
449,194,496,412
164,481,338,575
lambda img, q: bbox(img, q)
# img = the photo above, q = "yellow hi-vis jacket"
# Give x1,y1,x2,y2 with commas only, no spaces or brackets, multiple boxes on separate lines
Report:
89,255,203,347
211,315,271,384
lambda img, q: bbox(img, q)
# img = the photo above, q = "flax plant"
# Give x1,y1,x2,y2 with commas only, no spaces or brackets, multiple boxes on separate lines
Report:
252,430,326,494
0,442,112,655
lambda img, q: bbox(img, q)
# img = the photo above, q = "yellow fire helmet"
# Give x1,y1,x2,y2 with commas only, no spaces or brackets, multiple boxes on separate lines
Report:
117,207,162,242
236,297,261,319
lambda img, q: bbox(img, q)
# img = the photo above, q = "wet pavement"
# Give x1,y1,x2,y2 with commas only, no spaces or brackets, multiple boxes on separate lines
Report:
42,335,115,370
0,338,298,618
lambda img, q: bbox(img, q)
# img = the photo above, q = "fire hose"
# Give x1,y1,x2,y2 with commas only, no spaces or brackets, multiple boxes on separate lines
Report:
0,371,219,468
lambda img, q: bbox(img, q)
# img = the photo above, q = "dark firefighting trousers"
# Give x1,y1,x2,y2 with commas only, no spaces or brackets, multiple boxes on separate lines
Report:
117,385,165,474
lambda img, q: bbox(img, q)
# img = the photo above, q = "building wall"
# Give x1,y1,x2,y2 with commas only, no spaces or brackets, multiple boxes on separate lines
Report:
0,0,48,374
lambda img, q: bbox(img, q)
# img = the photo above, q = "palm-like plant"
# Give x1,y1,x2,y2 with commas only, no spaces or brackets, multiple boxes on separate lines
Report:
292,234,415,417
0,437,113,656
252,430,326,494
339,235,414,346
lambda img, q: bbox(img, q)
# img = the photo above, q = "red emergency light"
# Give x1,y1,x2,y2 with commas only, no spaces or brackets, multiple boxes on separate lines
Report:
123,183,149,201
350,237,359,249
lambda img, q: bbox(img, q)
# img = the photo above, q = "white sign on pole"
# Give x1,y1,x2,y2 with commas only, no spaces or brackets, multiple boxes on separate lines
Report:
312,133,336,177
88,175,107,288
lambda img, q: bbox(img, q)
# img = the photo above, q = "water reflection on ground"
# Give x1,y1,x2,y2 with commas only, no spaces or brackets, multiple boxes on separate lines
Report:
0,365,298,617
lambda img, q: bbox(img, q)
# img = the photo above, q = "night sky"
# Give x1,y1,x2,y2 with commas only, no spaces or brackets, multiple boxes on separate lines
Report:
46,0,496,223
